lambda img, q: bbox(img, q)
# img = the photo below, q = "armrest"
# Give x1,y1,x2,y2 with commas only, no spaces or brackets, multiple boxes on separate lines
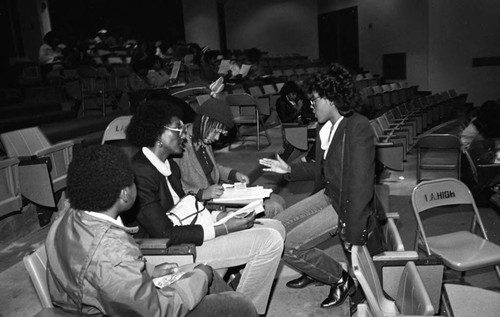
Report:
136,238,170,249
373,251,419,261
136,238,197,258
34,141,74,157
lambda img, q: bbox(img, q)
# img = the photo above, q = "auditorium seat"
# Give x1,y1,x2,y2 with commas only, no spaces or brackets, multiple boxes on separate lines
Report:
1,127,75,207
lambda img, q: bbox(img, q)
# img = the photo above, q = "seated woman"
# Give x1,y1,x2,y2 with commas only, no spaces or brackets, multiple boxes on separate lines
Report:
123,100,285,315
173,97,285,218
276,81,314,125
45,145,258,316
277,81,316,162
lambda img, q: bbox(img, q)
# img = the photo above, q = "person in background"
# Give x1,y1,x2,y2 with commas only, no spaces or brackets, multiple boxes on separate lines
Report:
174,97,286,218
45,144,258,317
276,81,314,124
259,64,385,309
277,81,316,162
124,100,285,315
461,100,500,206
39,31,64,78
148,56,170,88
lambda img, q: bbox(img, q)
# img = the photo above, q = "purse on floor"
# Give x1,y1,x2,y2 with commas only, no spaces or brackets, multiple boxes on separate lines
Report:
167,194,213,227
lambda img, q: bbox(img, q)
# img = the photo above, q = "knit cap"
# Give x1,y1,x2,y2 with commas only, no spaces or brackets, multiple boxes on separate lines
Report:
196,98,234,128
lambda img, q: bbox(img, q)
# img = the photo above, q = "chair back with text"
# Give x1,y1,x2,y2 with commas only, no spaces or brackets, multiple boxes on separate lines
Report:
411,178,500,280
101,116,132,144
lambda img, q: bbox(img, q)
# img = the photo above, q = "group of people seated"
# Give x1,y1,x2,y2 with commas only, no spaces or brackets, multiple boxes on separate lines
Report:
44,63,387,316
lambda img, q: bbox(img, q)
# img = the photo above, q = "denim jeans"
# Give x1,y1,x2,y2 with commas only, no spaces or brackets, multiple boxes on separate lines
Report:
273,189,343,285
187,273,258,317
196,219,285,315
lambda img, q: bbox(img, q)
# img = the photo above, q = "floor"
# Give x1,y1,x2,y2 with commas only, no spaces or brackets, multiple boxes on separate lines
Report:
1,120,499,316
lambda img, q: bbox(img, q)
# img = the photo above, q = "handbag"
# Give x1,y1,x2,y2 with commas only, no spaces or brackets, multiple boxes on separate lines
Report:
167,194,214,227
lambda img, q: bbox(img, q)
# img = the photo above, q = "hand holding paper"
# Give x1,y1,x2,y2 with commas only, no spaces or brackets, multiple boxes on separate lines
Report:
213,200,264,225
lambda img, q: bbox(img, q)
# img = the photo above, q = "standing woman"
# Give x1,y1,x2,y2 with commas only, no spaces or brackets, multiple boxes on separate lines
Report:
174,98,286,218
259,64,384,308
124,100,285,315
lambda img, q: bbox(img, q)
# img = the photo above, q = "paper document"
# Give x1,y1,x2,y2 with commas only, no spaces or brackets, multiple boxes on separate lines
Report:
213,185,272,203
213,200,264,225
217,59,231,74
239,64,251,77
170,61,181,79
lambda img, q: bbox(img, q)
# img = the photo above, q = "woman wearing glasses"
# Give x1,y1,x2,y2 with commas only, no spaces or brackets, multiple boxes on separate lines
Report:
259,64,385,309
174,97,286,218
124,99,285,315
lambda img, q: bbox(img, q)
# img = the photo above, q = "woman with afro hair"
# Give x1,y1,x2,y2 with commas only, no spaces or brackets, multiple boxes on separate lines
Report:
260,64,385,309
124,99,285,315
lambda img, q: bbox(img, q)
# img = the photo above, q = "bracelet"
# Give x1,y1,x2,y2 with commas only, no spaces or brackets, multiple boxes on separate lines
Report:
223,223,229,235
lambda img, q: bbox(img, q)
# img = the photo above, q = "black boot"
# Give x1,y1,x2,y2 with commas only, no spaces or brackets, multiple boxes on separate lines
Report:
286,274,322,289
320,270,356,308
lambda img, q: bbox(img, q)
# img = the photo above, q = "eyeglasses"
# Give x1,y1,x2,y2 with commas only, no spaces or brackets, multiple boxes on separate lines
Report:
165,121,185,134
310,96,321,107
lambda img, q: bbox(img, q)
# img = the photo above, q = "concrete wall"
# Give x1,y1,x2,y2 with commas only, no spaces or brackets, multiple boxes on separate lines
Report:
183,0,220,49
17,0,46,61
318,0,429,90
428,0,500,106
224,0,318,58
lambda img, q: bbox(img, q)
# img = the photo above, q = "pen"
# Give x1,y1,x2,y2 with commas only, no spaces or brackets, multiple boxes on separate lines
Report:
254,221,263,225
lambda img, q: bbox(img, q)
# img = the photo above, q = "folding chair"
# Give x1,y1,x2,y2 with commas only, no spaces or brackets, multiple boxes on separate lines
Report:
77,65,114,117
101,115,132,144
1,127,74,207
352,245,435,317
24,241,194,316
411,178,500,281
225,93,270,150
441,283,500,317
416,134,461,183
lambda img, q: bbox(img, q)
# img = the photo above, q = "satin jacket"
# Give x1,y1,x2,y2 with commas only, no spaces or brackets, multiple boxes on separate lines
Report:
286,112,377,245
45,207,209,317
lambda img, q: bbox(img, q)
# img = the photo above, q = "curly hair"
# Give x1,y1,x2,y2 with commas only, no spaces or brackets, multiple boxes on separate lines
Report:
279,81,304,98
126,99,183,147
305,63,356,113
68,145,134,212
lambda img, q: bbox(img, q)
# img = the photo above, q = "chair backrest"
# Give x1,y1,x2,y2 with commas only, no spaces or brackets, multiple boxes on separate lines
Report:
395,261,435,316
101,116,132,144
225,93,261,117
352,245,434,317
23,243,53,308
416,134,461,182
352,245,399,317
0,157,22,217
1,127,51,157
411,178,488,255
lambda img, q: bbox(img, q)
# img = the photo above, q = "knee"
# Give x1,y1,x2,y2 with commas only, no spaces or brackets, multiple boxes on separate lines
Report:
264,194,286,218
262,219,286,240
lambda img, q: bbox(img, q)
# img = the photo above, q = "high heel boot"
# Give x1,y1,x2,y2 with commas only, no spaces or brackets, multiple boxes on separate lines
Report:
286,274,322,289
320,270,356,308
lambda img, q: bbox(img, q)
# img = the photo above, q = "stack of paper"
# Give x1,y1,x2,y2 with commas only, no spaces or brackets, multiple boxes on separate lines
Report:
213,200,264,225
213,185,272,203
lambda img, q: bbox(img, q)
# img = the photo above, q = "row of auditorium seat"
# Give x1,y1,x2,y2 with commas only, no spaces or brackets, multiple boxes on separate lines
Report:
369,89,466,172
